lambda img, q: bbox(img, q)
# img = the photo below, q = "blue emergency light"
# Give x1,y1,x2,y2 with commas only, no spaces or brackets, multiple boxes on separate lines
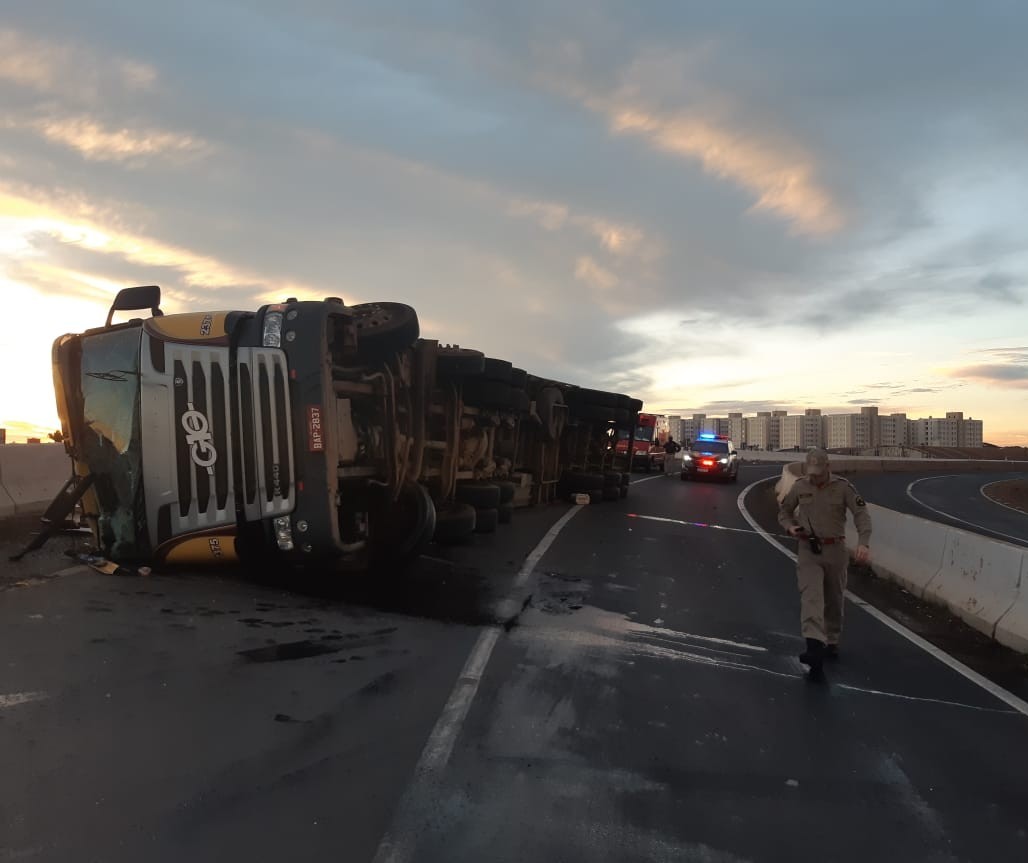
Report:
698,433,717,440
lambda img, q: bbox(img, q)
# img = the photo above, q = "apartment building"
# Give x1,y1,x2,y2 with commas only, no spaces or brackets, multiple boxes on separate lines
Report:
907,413,984,448
728,412,746,447
660,407,983,450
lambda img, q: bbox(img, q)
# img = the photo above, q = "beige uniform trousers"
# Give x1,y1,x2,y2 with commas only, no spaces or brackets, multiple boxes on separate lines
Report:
796,541,849,644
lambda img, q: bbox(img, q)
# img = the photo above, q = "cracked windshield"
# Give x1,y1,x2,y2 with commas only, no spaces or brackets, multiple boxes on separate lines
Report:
1,3,1026,862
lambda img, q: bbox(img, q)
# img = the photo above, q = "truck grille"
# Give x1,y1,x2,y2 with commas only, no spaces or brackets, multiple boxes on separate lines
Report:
237,348,294,521
166,346,236,532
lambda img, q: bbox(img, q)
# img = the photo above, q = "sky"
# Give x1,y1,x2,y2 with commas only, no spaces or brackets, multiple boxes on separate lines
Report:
1,1,1026,444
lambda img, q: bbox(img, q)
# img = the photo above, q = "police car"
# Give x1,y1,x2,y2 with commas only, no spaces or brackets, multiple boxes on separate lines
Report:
680,434,740,483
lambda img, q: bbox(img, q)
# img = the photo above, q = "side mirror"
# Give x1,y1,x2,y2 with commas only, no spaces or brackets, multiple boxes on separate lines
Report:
106,285,163,327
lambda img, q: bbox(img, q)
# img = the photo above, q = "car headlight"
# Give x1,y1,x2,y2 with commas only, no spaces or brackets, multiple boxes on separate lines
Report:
682,454,692,461
719,457,729,464
263,310,284,347
273,515,294,551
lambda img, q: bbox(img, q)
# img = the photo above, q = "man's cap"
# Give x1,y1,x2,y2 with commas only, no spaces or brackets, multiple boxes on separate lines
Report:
806,447,829,469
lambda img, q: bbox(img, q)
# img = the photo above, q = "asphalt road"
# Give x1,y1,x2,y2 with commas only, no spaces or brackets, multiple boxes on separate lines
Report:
852,471,1028,547
3,466,1028,862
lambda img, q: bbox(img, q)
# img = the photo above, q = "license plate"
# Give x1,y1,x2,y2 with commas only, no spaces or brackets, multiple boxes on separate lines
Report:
697,468,708,473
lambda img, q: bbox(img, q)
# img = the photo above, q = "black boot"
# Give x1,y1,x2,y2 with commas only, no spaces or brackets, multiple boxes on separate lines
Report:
825,643,839,661
799,638,825,678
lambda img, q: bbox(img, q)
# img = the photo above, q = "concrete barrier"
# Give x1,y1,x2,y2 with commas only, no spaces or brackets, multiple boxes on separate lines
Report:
924,529,1025,640
834,499,1028,652
843,503,946,597
0,444,71,516
995,560,1028,653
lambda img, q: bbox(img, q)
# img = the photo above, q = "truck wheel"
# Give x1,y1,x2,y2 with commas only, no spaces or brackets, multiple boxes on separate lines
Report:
562,471,606,493
620,473,631,487
371,481,436,562
619,484,628,498
455,482,501,509
587,489,604,504
602,472,621,488
437,347,485,377
474,507,499,533
482,358,513,382
508,389,531,413
433,503,477,544
569,388,623,408
495,481,516,504
498,502,514,524
350,302,420,358
602,486,620,502
572,404,616,423
463,379,511,408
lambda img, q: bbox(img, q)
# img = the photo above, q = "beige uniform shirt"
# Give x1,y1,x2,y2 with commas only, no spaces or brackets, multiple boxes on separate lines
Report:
778,474,872,546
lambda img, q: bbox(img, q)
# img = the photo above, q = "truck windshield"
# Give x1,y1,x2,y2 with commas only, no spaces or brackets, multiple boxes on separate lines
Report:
633,425,655,443
77,328,149,560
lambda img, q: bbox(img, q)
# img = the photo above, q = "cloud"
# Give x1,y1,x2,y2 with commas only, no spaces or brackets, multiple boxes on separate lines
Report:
0,26,155,102
946,364,1028,388
18,115,208,164
574,255,618,291
603,105,844,236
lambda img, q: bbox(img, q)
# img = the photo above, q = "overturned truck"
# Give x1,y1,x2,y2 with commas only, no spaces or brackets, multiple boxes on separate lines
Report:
41,286,643,571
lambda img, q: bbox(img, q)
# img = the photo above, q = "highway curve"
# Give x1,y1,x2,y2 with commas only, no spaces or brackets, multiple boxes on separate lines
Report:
2,466,1027,862
852,470,1028,548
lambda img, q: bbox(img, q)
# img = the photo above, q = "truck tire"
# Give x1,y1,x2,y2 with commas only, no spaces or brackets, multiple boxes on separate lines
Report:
433,503,477,544
619,484,628,498
437,347,486,377
508,389,531,413
463,379,510,408
602,486,620,502
498,502,514,524
370,480,436,562
569,388,623,408
510,367,528,389
602,472,621,488
571,404,616,424
482,358,513,382
495,481,516,504
628,398,643,413
587,489,604,504
474,507,499,533
350,302,420,358
455,482,501,509
620,473,631,487
562,471,606,493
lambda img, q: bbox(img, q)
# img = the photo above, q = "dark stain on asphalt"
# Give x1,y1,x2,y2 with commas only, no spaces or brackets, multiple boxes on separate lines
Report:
238,640,342,663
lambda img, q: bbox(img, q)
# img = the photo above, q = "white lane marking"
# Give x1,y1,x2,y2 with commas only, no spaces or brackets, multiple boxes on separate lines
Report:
835,683,1018,715
980,478,1028,518
629,474,665,485
372,504,584,863
0,691,48,710
907,475,1028,546
738,476,1028,719
629,512,795,542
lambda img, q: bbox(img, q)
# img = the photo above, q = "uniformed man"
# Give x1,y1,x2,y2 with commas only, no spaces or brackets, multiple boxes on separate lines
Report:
663,436,682,476
778,448,871,679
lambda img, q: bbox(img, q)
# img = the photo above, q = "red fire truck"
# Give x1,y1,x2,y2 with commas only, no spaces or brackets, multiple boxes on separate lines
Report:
615,413,669,472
